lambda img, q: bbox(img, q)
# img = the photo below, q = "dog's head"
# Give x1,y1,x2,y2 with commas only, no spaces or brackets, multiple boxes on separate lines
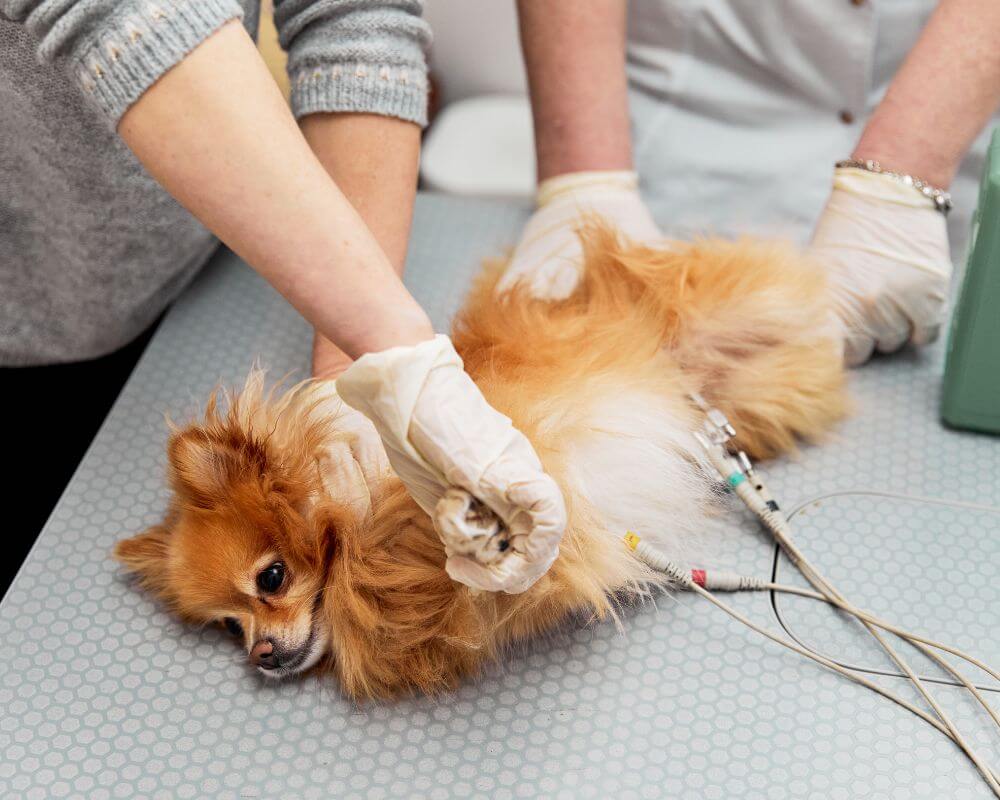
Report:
115,384,357,679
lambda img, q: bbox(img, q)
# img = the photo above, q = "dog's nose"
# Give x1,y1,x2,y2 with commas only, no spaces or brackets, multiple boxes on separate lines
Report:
250,639,277,670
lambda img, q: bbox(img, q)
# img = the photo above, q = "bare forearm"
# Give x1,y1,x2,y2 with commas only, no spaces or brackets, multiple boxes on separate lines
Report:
517,0,631,181
301,113,421,377
118,22,432,359
854,0,1000,187
302,113,419,270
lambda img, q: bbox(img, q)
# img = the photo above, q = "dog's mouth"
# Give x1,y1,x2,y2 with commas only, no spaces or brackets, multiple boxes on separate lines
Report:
256,595,329,679
257,622,329,679
261,630,324,677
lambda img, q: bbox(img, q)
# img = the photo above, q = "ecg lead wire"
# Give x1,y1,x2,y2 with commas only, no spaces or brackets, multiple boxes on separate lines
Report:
712,446,998,794
663,567,1000,691
761,583,1000,688
624,530,1000,795
743,468,1000,773
665,395,1000,795
760,582,1000,731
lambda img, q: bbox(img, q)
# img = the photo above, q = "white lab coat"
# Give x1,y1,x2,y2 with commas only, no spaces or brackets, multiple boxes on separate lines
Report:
627,0,993,259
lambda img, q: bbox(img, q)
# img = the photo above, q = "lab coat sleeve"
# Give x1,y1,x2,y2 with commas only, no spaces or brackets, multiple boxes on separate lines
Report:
0,0,244,126
273,0,431,127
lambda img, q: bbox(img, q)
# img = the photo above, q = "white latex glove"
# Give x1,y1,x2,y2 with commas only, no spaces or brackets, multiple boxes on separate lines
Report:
336,335,567,594
811,167,952,366
312,383,392,517
496,170,663,300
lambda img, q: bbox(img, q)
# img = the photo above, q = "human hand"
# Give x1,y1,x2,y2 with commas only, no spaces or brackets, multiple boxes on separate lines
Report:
336,335,567,594
313,383,392,517
496,170,663,300
810,168,952,366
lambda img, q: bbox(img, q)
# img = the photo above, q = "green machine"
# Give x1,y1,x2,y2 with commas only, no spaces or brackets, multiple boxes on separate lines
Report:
941,128,1000,434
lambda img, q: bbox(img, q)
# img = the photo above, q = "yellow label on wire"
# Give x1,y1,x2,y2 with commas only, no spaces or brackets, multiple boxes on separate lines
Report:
624,531,641,551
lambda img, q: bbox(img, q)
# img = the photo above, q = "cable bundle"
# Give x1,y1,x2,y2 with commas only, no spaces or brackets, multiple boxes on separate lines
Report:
626,397,1000,796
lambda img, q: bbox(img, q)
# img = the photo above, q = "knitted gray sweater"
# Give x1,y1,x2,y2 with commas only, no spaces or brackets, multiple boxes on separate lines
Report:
0,0,430,365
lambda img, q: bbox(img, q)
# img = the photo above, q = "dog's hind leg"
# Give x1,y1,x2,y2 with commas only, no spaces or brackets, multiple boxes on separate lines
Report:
657,239,849,459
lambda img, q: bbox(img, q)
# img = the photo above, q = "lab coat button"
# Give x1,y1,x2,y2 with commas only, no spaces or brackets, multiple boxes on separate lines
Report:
839,110,855,125
850,0,866,6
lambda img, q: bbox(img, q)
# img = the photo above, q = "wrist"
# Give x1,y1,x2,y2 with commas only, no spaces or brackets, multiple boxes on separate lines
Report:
312,333,354,380
536,153,632,184
361,310,435,355
852,123,957,189
534,125,632,184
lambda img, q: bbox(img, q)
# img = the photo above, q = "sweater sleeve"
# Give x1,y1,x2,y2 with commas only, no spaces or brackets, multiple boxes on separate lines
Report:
273,0,431,127
1,0,244,126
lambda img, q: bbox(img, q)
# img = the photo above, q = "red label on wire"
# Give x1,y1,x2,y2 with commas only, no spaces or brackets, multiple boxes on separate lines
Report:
691,569,706,587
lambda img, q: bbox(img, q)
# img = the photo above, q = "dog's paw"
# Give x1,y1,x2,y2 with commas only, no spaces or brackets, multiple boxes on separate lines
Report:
433,489,511,566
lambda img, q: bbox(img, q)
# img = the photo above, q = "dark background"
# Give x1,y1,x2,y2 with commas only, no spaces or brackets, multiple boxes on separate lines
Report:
0,322,157,596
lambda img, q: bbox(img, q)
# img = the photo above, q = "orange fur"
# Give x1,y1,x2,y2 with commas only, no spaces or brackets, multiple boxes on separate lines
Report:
115,231,848,699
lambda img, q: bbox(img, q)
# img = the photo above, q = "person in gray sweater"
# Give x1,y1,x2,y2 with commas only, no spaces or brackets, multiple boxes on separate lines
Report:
1,0,428,370
1,0,567,596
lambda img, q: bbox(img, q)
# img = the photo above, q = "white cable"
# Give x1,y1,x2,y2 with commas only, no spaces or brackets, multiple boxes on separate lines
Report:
744,481,1000,796
626,534,1000,793
628,531,1000,780
786,488,1000,518
676,419,999,795
764,583,1000,732
741,485,997,791
690,572,1000,690
713,445,989,710
764,583,1000,686
775,490,1000,725
687,580,1000,783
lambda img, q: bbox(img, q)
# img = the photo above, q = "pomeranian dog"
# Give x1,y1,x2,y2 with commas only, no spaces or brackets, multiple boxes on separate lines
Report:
115,229,847,699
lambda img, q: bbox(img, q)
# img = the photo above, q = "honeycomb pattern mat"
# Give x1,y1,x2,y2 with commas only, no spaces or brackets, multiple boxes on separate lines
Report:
1,193,998,799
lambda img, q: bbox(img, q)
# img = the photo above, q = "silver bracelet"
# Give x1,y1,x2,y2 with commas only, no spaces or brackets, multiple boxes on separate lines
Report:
835,158,953,215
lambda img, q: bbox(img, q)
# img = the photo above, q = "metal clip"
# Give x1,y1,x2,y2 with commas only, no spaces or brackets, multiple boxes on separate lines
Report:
707,408,736,440
736,450,754,477
690,392,736,444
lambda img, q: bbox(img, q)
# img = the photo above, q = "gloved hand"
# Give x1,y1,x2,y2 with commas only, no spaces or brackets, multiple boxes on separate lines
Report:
336,335,567,594
810,167,952,366
496,170,663,300
312,383,392,518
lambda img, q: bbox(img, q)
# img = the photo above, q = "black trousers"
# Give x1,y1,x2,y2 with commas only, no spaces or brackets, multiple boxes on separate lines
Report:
0,321,158,596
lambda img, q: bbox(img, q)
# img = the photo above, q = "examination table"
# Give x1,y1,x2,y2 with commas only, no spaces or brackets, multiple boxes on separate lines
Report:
1,194,997,799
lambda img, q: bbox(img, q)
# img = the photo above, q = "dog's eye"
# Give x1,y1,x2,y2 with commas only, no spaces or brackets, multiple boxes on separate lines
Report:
256,562,285,594
223,617,243,637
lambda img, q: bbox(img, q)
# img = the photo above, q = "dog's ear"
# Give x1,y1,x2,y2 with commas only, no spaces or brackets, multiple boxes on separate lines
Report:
167,426,266,509
113,525,172,589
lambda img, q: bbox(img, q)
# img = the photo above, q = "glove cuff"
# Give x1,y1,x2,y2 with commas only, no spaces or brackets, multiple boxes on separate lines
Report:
834,167,940,211
537,170,640,208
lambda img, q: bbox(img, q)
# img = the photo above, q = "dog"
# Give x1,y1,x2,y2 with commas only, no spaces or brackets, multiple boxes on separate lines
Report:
115,229,847,699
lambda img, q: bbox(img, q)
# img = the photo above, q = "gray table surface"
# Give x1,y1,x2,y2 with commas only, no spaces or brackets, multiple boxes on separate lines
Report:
2,193,998,799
